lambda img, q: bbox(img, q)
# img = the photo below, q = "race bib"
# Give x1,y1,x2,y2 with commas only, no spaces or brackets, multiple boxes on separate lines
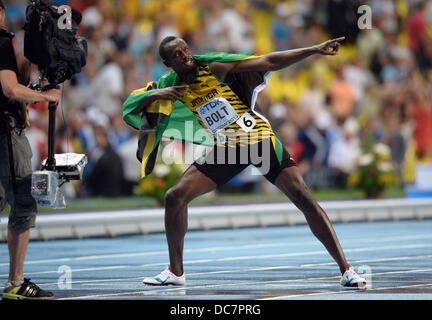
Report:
236,111,257,133
196,97,240,135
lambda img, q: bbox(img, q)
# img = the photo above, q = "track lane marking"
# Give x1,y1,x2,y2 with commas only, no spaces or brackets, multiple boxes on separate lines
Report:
2,243,432,278
1,233,431,266
58,268,432,300
261,282,432,300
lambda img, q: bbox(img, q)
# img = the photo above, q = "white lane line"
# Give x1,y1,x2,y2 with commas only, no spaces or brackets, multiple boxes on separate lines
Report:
0,242,300,267
59,278,342,300
10,253,431,289
58,268,432,300
2,243,432,278
260,269,432,300
1,233,431,267
300,254,432,268
260,283,432,300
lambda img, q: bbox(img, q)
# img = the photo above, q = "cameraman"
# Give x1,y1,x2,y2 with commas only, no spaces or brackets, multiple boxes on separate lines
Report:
0,0,60,300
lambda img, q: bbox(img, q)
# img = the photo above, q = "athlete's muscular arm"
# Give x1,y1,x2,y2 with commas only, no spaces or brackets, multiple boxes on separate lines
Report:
210,37,345,82
130,85,188,115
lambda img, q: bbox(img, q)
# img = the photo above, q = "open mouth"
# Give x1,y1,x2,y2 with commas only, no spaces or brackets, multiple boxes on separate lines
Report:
185,57,194,66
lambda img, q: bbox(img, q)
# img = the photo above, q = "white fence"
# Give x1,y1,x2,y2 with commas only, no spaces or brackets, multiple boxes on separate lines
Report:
1,198,432,241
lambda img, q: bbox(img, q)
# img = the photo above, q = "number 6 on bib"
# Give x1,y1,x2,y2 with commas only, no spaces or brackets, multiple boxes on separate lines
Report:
236,111,257,132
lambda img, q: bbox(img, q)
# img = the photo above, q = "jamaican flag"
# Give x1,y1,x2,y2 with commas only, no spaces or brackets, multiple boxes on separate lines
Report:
123,52,274,178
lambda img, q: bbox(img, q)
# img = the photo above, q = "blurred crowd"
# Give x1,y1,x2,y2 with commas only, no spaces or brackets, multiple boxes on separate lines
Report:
3,0,432,197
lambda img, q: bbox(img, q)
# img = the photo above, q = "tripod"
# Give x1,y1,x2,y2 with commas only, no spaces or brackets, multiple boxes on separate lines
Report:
44,100,57,171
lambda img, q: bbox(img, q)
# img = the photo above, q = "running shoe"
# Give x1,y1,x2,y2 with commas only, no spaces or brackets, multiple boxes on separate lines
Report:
340,267,367,288
143,267,186,286
2,278,54,300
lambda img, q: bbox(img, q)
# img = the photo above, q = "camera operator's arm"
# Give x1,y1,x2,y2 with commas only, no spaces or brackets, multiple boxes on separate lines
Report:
0,69,60,103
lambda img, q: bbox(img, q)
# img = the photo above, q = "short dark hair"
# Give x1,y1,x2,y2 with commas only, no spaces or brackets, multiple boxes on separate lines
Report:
0,0,5,10
158,36,179,61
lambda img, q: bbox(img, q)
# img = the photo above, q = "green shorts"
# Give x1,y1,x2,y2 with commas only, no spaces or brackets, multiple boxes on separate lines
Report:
0,129,37,230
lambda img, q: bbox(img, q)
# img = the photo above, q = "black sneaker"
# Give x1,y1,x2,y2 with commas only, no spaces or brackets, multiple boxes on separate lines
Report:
2,278,54,300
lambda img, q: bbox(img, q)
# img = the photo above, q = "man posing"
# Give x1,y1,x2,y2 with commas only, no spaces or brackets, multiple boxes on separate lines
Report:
0,1,60,300
128,36,366,288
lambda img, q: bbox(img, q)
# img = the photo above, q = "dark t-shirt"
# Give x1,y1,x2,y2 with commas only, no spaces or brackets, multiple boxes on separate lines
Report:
0,29,19,109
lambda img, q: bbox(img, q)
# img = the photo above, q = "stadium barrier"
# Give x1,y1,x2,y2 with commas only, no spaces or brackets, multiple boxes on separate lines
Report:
1,198,432,241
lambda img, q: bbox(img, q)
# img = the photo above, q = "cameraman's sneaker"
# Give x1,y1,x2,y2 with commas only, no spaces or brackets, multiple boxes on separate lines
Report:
143,267,186,286
340,267,367,288
2,278,54,300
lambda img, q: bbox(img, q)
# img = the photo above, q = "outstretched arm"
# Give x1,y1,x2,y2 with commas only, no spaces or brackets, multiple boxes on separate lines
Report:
211,37,345,82
0,70,60,103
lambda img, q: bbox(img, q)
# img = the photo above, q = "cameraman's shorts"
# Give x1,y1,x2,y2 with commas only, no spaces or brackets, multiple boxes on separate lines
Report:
193,138,296,187
0,130,37,230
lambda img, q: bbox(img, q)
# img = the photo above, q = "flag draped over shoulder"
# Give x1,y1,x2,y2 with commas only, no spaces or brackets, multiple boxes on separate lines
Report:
123,52,272,178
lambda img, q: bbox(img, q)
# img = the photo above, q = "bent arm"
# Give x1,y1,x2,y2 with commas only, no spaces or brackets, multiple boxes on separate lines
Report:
129,91,160,115
130,85,188,115
0,69,46,102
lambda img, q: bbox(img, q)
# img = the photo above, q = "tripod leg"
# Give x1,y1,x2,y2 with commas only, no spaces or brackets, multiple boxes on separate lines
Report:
45,101,57,171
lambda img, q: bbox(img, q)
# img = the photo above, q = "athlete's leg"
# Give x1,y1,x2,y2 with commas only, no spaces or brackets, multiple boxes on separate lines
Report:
274,166,349,274
164,165,217,276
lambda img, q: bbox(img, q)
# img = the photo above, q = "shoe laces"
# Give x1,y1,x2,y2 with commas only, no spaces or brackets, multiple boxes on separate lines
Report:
23,278,41,291
159,268,173,278
345,268,359,278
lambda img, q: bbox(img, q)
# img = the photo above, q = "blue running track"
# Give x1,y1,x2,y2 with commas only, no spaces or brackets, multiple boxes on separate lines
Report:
1,219,432,300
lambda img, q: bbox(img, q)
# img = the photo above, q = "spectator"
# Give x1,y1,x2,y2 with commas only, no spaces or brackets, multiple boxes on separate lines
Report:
117,130,140,196
294,110,327,175
108,112,133,150
5,0,432,199
344,58,374,106
91,50,127,117
326,0,361,41
328,66,355,122
83,126,125,197
327,117,361,188
202,2,229,52
298,77,326,123
272,3,293,51
86,26,117,72
155,12,180,45
135,49,167,87
410,87,432,158
385,110,407,187
81,0,104,29
406,1,432,70
220,2,255,53
268,97,290,131
110,14,134,51
356,28,384,68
